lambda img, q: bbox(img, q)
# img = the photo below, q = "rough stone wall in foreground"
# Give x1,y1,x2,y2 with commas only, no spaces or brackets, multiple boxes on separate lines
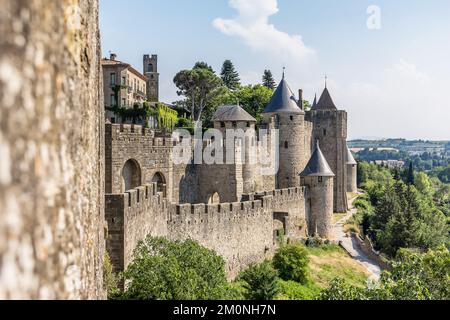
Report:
0,0,105,299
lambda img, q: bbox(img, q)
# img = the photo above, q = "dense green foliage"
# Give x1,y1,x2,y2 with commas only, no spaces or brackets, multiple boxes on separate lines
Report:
173,62,223,124
353,161,448,257
430,165,450,184
319,246,450,300
262,70,276,90
220,60,240,90
237,261,280,300
118,237,231,300
235,85,274,121
273,245,309,284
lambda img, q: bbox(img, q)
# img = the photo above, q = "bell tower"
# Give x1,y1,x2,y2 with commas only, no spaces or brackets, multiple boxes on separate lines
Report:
143,54,159,102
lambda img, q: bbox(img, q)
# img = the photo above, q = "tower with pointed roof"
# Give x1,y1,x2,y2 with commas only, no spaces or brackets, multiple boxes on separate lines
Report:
211,104,263,195
306,83,349,213
346,146,358,193
262,74,313,189
300,141,335,239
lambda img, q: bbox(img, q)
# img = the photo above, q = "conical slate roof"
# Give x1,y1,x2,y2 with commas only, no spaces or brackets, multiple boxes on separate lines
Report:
311,94,317,109
346,146,357,165
312,87,337,110
263,78,304,114
300,141,335,177
213,105,256,122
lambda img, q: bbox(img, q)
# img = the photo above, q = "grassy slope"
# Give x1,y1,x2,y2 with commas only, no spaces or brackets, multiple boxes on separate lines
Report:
277,245,370,300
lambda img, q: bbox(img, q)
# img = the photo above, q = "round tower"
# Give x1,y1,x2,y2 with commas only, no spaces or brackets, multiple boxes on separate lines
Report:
346,146,358,193
262,75,309,189
300,141,335,239
212,105,261,194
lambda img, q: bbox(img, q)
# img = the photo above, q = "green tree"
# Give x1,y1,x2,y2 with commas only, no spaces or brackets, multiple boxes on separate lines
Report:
414,172,433,196
262,70,276,90
220,60,240,91
238,261,280,300
370,180,447,256
236,84,274,121
406,161,415,185
194,61,215,73
272,245,309,284
120,237,229,300
173,64,223,127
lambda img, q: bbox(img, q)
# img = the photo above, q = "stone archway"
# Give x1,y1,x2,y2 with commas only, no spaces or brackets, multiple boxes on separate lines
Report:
152,172,167,197
273,212,288,245
122,159,141,192
208,192,220,204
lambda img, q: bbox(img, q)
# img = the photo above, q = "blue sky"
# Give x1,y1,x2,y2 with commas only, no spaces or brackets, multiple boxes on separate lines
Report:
100,0,450,140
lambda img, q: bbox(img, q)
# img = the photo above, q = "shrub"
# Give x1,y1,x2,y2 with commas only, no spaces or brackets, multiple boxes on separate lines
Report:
103,252,120,299
354,198,372,211
277,280,320,300
238,261,280,300
120,236,229,300
273,245,309,284
176,117,193,128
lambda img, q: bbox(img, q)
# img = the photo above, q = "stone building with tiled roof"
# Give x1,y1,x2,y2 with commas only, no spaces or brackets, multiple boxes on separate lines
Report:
101,53,148,122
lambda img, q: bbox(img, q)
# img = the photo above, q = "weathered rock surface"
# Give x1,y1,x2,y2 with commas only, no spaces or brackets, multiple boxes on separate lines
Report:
0,0,105,299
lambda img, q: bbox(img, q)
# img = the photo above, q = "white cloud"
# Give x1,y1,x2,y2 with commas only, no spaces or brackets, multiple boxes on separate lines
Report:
213,0,316,67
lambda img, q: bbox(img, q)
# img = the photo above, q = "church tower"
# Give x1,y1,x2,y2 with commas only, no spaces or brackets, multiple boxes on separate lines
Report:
300,141,335,239
262,74,312,189
306,85,348,213
143,54,159,101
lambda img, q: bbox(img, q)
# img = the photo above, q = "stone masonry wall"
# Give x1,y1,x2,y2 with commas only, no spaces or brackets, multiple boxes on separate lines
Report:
0,0,105,299
105,185,308,278
168,200,273,278
307,110,348,213
105,184,168,272
105,124,173,197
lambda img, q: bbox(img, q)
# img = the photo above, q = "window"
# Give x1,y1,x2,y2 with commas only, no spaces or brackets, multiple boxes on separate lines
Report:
290,116,293,121
318,176,323,183
323,129,327,136
121,76,126,85
121,98,126,107
110,73,116,85
232,121,237,128
285,141,289,149
220,122,225,128
246,122,251,127
148,63,154,72
110,94,115,106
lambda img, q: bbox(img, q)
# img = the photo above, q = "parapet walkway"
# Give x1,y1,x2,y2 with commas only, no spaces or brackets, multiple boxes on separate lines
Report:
333,195,382,281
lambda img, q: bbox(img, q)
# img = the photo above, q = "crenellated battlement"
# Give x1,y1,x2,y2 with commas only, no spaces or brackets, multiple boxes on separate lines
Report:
106,123,173,147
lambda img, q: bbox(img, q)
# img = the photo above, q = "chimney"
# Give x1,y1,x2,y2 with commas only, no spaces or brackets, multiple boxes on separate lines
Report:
110,53,117,61
298,89,303,109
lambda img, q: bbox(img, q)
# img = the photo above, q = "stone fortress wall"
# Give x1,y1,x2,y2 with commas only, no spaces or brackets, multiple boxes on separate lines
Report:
106,182,309,277
104,75,356,278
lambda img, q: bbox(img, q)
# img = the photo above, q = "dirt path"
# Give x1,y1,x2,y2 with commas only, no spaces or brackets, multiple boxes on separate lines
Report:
333,195,382,281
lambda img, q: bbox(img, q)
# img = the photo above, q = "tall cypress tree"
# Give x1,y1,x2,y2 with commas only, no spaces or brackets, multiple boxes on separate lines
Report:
262,70,276,90
406,162,415,185
220,60,240,90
